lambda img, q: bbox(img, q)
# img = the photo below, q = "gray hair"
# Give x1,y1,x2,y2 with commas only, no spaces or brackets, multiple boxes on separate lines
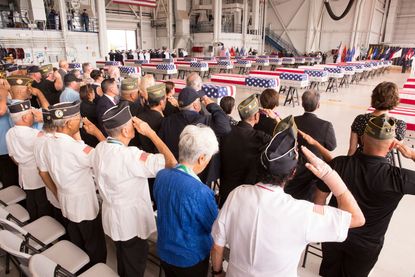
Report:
178,124,219,164
186,73,203,90
10,110,29,124
52,118,70,128
105,120,131,137
301,89,320,112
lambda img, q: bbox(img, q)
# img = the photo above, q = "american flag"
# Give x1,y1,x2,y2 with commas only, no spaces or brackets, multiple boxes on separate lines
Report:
256,59,269,64
156,64,176,70
245,76,277,88
113,0,157,8
69,63,81,69
190,62,208,68
218,60,232,66
184,57,197,62
236,60,250,64
280,72,308,81
304,70,327,78
105,61,121,66
202,84,233,98
119,66,140,76
324,67,343,73
135,60,149,64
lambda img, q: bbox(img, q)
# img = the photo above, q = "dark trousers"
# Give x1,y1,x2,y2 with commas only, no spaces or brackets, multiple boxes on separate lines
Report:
0,154,19,188
161,257,209,277
319,240,383,277
25,187,51,221
114,236,149,277
67,215,107,266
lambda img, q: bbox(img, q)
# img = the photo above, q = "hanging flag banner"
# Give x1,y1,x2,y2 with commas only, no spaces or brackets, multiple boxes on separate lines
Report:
113,0,157,8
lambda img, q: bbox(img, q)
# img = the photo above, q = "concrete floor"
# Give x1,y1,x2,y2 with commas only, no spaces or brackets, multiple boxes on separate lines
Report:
2,69,414,277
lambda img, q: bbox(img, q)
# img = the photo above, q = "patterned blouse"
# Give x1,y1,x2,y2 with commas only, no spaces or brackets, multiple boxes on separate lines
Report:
351,113,407,164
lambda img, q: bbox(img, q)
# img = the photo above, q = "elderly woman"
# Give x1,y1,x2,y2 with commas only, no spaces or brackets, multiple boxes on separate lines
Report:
153,124,219,277
347,81,406,164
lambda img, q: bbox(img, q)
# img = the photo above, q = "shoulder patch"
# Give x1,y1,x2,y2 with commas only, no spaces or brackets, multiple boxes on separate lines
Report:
83,146,93,154
139,152,150,162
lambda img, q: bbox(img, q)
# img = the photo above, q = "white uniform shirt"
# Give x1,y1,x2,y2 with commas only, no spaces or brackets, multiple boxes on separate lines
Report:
42,132,99,223
212,184,351,277
33,132,60,209
91,139,165,241
145,52,151,61
6,126,45,190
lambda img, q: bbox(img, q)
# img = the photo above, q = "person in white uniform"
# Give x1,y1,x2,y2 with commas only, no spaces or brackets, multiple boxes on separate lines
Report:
6,99,51,221
33,108,65,227
39,100,107,266
210,116,365,277
91,102,176,277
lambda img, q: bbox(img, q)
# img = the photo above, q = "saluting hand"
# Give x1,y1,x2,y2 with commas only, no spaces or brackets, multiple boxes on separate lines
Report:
167,96,179,107
82,117,98,134
301,146,332,179
53,70,61,80
392,139,414,160
201,95,213,106
132,116,154,137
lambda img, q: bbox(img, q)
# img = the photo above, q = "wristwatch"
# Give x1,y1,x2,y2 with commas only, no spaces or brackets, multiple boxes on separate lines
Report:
211,268,223,276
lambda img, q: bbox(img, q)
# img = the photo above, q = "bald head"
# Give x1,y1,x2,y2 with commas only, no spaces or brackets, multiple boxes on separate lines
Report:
362,134,394,157
59,60,69,70
186,72,203,91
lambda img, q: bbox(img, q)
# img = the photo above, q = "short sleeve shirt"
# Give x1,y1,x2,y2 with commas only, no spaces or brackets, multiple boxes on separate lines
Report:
42,132,98,222
6,126,45,190
212,184,351,277
91,139,165,241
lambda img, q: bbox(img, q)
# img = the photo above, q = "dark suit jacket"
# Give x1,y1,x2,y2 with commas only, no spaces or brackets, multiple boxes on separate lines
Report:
219,121,272,207
285,112,337,200
96,95,115,136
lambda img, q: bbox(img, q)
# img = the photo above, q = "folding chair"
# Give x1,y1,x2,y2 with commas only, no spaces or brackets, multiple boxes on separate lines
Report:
301,243,323,268
0,206,65,249
0,229,32,276
29,254,118,277
0,223,89,275
0,186,26,206
0,203,30,224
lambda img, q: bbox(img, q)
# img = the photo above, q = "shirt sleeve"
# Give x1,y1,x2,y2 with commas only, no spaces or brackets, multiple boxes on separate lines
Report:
305,205,351,243
350,114,366,136
128,147,165,178
212,190,234,247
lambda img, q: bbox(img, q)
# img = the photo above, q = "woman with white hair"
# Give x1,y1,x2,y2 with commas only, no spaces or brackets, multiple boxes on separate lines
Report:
153,124,219,277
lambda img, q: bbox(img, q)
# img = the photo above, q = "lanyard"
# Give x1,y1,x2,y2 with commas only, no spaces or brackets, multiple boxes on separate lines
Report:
107,137,123,146
175,164,200,181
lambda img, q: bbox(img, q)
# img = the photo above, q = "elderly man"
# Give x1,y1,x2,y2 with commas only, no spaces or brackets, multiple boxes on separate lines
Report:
219,94,272,207
211,117,365,277
314,115,415,277
97,78,120,135
186,72,203,91
154,125,219,277
58,59,69,80
82,62,94,84
30,64,63,105
107,66,122,89
159,87,231,159
59,73,82,103
91,103,176,277
285,89,337,201
120,78,142,117
39,101,107,266
6,100,50,220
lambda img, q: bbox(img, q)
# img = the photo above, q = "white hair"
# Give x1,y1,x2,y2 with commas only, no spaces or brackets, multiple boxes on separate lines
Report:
9,110,29,124
52,118,70,128
178,124,219,164
186,73,203,90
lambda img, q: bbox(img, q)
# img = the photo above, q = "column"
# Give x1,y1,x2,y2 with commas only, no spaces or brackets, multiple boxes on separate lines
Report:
168,0,174,49
383,0,397,43
57,0,68,59
252,0,260,34
96,0,108,58
242,0,248,47
213,0,222,42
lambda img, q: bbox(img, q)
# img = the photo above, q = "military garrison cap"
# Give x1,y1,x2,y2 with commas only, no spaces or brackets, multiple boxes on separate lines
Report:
364,114,396,140
261,115,298,176
102,102,132,130
49,101,81,120
42,108,53,124
121,78,139,91
6,75,32,87
238,94,259,120
8,100,31,114
40,64,53,75
147,83,166,103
